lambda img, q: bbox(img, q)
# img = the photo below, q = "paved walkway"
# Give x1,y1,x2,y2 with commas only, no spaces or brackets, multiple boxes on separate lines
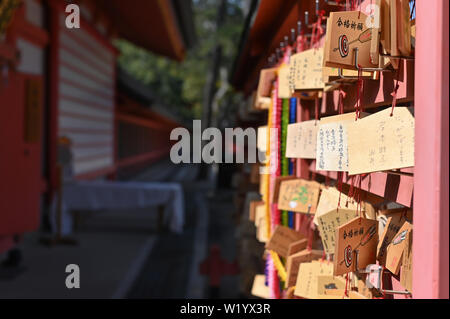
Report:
0,160,239,299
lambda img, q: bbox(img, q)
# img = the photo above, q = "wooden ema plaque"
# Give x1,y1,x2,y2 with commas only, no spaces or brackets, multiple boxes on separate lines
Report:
294,260,334,299
324,11,379,69
285,120,318,159
334,217,378,276
277,179,321,214
290,48,325,91
385,221,412,275
347,107,414,175
266,225,305,258
285,249,322,288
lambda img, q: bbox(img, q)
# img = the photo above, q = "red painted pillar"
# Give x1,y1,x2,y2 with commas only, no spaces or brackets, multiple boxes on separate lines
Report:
413,0,449,299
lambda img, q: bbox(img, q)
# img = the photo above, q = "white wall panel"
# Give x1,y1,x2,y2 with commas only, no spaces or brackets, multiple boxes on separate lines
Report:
74,157,113,175
60,84,113,107
57,12,116,177
60,99,113,120
66,132,113,145
59,116,113,131
17,39,44,75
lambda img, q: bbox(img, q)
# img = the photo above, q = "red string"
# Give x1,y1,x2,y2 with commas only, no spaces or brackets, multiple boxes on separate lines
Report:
338,87,346,114
357,0,362,18
390,59,402,116
343,273,350,298
355,64,364,120
311,10,325,48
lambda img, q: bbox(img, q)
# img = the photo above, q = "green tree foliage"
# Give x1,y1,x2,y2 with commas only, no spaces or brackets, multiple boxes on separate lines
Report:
115,0,245,121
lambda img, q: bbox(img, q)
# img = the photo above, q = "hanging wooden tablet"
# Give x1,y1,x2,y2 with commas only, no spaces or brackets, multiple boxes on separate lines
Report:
271,176,296,204
256,215,269,243
377,213,409,265
313,187,376,226
324,11,379,69
334,217,378,276
316,112,368,172
277,179,321,214
249,200,264,222
389,0,400,57
385,221,412,275
294,260,333,299
347,107,414,175
251,274,270,299
257,126,268,153
257,68,276,98
278,64,292,99
285,249,323,288
317,208,360,255
291,48,325,91
266,225,305,258
317,275,346,296
254,204,264,227
400,231,413,291
369,2,381,65
285,120,318,159
379,0,391,53
256,68,276,109
397,0,411,56
287,239,308,256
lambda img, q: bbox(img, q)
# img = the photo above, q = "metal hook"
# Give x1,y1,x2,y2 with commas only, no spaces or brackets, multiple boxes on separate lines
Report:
379,52,415,60
291,28,296,44
353,47,393,72
336,47,393,81
338,68,359,81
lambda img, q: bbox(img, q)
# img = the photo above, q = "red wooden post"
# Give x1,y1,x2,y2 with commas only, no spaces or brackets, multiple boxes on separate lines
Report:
413,0,449,299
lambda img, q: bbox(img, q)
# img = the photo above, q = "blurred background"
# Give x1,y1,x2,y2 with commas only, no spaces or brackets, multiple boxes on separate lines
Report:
0,0,267,298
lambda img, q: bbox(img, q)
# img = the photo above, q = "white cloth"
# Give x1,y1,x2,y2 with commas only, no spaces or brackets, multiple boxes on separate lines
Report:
51,181,185,235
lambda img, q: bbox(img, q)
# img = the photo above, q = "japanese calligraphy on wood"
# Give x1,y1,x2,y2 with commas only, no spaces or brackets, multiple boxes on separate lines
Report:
291,48,325,91
334,217,378,276
315,112,365,172
286,120,318,159
317,208,360,255
324,11,379,69
347,107,414,175
278,64,292,99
